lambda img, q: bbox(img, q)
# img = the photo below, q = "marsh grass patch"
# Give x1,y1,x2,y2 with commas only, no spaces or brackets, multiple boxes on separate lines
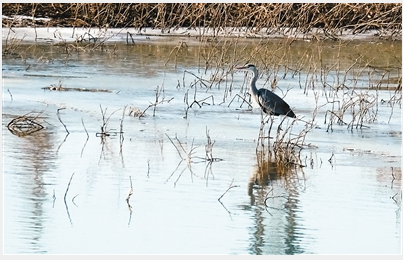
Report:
2,3,401,40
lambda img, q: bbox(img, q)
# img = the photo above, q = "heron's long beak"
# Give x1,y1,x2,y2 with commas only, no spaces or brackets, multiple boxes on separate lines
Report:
235,65,246,70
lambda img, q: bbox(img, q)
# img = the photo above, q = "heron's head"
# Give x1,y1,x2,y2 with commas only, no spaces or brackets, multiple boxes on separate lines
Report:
235,64,257,71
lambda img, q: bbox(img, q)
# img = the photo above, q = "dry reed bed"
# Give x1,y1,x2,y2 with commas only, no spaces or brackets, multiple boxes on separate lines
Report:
2,3,402,39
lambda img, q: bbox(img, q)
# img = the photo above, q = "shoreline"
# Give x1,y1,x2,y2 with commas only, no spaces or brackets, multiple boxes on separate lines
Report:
2,26,401,45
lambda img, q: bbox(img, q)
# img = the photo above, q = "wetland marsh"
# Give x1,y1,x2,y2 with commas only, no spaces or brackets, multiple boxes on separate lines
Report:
2,24,402,254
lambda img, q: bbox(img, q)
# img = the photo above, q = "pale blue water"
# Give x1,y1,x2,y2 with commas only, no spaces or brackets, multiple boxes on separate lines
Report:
2,37,401,254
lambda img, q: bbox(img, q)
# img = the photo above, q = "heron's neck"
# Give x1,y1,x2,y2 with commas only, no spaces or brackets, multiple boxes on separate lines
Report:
249,69,259,100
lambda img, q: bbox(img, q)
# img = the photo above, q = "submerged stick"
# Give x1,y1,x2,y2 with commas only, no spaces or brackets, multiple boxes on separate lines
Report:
126,177,134,221
127,176,133,200
57,108,69,134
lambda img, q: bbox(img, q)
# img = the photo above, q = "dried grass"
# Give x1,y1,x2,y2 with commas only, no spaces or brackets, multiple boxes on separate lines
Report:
2,3,401,39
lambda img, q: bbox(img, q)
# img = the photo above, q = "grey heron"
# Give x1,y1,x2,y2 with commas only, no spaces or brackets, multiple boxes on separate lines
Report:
236,64,296,118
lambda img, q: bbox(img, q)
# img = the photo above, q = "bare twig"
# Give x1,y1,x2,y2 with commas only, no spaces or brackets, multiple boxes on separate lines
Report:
7,89,13,101
64,172,75,202
80,118,89,158
96,104,122,137
52,189,56,208
147,159,150,178
57,108,69,135
81,117,89,138
218,179,239,201
72,194,79,207
126,176,133,206
139,85,174,117
165,133,185,160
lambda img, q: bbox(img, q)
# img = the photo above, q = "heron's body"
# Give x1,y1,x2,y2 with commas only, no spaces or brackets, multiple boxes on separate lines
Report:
236,64,296,118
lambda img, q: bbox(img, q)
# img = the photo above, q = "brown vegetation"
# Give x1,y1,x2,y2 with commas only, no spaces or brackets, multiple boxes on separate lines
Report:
2,3,401,39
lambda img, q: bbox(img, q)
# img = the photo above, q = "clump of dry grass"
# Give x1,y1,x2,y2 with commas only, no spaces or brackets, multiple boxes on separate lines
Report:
138,85,174,118
256,113,317,171
6,105,49,137
7,113,44,137
96,104,122,138
311,40,402,131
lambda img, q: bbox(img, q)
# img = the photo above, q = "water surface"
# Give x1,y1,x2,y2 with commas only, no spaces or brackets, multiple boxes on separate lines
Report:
2,36,401,254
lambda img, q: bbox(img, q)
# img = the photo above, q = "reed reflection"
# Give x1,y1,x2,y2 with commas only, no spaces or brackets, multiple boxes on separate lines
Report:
248,151,305,254
5,123,57,253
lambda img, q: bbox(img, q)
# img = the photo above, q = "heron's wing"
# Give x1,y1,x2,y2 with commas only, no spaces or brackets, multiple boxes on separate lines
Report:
257,89,294,116
257,90,275,115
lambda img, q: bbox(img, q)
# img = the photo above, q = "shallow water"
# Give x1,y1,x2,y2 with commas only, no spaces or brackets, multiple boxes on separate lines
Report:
2,36,402,254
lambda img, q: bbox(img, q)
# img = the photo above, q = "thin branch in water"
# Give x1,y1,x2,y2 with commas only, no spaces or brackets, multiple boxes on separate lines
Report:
120,105,127,143
126,31,135,44
72,194,79,207
7,89,13,101
126,176,133,213
205,126,221,162
96,104,122,137
328,153,334,163
56,133,69,155
183,85,215,119
119,105,127,167
227,93,253,109
218,179,239,201
52,189,56,208
175,134,190,156
173,164,190,188
138,85,173,118
391,167,395,189
147,159,150,178
165,133,184,159
164,159,185,184
80,118,89,158
126,176,133,201
64,172,75,225
64,172,75,202
81,117,89,138
57,108,69,135
391,191,401,204
218,198,234,221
